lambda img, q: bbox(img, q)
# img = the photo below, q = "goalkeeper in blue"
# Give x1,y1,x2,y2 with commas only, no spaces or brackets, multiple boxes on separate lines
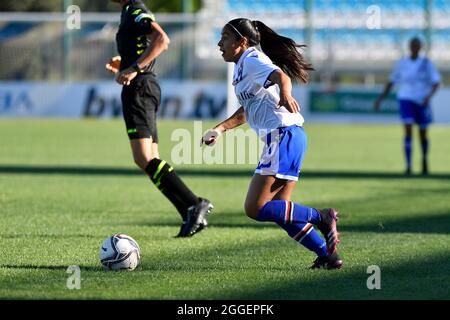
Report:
201,18,342,269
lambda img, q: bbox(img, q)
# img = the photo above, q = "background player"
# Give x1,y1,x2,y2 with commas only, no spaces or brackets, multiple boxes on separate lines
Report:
374,37,441,175
201,18,342,269
106,0,213,237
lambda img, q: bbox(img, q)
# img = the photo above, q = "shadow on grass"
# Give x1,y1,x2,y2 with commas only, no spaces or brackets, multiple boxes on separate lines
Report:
0,233,448,299
1,234,97,239
1,165,450,180
133,208,450,234
0,265,102,271
223,252,450,300
135,210,275,230
340,211,450,235
143,221,276,231
133,235,450,299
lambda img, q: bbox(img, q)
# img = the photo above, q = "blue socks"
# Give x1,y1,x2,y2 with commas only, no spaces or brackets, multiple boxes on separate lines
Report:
257,200,327,257
404,136,430,171
404,136,412,169
404,136,429,170
257,200,322,225
280,223,328,257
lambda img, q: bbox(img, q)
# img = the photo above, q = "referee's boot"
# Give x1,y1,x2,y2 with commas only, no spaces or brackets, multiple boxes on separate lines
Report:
175,217,208,238
178,198,214,237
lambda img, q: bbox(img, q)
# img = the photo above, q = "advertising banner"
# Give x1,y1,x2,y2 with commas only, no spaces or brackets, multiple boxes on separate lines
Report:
0,81,228,119
310,89,398,114
1,82,449,123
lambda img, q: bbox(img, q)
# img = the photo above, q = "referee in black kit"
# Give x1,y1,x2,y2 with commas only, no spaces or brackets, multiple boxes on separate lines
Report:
106,0,213,237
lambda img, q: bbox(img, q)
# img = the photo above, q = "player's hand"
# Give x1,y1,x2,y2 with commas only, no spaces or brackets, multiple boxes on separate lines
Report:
278,93,300,113
115,68,138,86
422,95,431,107
200,128,221,147
106,56,121,74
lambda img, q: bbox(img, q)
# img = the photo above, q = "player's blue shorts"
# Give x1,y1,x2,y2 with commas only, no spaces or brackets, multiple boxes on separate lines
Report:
399,99,432,129
255,125,307,181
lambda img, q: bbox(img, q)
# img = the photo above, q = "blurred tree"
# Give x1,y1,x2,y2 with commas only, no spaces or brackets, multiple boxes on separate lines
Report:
0,0,62,11
0,0,202,12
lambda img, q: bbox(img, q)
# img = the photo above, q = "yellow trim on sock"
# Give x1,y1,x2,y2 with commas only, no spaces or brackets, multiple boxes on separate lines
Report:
153,160,167,180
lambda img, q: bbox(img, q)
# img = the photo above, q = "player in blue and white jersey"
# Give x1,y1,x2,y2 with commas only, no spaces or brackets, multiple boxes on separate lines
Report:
201,18,342,269
374,37,441,175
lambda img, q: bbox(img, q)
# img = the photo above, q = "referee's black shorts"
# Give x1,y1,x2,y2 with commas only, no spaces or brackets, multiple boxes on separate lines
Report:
121,74,161,142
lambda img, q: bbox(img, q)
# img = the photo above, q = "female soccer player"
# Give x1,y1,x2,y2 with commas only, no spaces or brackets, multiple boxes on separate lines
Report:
106,0,213,237
374,37,441,175
201,18,342,269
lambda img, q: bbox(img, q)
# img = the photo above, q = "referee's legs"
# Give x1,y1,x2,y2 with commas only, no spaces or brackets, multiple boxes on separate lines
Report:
130,137,200,227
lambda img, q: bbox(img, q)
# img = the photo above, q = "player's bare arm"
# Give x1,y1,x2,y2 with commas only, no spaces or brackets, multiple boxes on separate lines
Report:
116,22,170,86
201,106,246,146
269,70,300,113
423,83,440,107
136,22,170,69
374,82,394,111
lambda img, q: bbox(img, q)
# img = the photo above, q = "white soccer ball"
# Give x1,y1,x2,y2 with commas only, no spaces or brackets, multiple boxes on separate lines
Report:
99,234,141,271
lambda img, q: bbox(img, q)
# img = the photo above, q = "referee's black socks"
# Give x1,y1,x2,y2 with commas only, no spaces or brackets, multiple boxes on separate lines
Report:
145,158,199,221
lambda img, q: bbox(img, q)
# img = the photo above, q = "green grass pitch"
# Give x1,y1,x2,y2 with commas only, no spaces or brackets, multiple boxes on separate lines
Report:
0,119,449,299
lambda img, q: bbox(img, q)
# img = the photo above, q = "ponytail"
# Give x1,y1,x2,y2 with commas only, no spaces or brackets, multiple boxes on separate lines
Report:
253,20,314,83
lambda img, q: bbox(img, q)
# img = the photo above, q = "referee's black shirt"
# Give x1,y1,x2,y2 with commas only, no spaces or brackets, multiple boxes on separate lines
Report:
116,0,156,75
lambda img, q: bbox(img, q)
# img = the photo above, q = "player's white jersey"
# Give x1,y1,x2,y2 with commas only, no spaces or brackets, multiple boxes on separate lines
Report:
232,47,304,137
390,56,441,104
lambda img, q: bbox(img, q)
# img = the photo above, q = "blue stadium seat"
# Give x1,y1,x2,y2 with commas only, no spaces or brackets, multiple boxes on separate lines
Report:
0,22,39,41
223,0,450,63
434,0,450,11
227,0,305,13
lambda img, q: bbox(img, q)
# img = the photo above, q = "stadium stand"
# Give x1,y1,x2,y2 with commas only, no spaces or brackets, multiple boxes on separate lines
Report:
0,0,449,81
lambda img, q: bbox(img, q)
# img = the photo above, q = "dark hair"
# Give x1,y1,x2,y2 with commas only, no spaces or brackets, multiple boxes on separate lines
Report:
226,18,314,83
410,37,422,46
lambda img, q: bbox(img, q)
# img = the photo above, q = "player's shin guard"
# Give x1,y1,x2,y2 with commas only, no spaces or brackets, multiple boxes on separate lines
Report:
257,200,322,225
145,159,199,221
279,223,328,257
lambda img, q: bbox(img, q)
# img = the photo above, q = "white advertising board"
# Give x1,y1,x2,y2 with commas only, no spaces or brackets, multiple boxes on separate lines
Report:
0,81,449,124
